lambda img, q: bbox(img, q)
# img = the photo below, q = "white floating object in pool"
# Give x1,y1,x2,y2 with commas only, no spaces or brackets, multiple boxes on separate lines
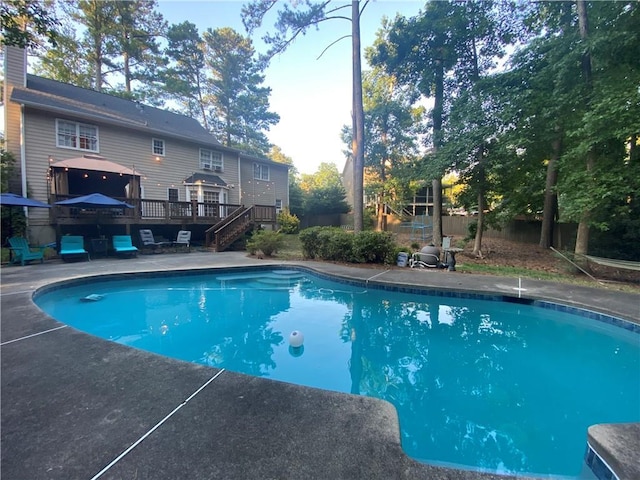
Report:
80,294,103,302
289,330,304,348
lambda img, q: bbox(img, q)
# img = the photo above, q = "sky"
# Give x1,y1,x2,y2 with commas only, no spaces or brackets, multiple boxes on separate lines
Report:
157,0,424,174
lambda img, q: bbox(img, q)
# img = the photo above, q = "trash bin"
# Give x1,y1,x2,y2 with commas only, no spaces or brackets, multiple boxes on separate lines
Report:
397,252,409,267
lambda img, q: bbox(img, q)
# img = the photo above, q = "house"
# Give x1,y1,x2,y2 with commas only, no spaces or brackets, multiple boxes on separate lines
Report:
3,46,289,250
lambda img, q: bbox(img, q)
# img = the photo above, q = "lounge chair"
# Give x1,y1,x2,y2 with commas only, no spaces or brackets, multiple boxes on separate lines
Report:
7,236,45,266
112,235,138,257
60,235,90,261
139,229,169,253
173,230,191,252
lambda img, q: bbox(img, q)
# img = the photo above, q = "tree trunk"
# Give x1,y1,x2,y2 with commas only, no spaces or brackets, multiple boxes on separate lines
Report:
473,190,485,258
432,179,442,246
124,50,131,92
630,134,638,164
574,0,593,256
351,0,365,232
539,131,562,248
431,57,445,246
472,148,485,257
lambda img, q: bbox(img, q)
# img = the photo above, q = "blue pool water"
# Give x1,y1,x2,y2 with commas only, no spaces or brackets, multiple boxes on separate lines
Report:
34,268,640,477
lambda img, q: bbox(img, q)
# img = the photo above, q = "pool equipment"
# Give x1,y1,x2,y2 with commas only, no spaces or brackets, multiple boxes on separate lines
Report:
80,294,104,302
289,330,304,348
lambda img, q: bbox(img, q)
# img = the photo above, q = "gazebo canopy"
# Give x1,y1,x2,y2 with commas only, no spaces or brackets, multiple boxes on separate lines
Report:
50,155,142,176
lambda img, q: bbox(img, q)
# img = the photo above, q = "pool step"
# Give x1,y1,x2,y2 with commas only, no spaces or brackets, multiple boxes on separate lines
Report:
215,270,306,283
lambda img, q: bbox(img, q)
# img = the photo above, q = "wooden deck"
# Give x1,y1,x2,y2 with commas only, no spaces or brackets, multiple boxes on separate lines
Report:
50,196,277,227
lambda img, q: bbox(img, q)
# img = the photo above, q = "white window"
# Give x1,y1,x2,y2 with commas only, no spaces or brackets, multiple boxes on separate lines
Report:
276,199,282,213
253,163,269,180
203,191,220,203
56,119,99,151
200,149,223,171
153,138,165,156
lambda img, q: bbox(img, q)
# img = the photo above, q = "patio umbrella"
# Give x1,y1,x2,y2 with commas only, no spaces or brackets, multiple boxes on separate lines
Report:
55,194,135,253
0,193,51,208
54,193,134,209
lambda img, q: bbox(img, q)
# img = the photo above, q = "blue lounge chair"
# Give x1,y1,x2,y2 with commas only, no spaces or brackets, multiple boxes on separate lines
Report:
112,235,138,257
60,236,90,261
7,236,45,266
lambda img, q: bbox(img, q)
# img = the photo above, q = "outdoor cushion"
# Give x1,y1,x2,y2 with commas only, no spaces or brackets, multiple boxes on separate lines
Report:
60,236,89,261
112,235,138,256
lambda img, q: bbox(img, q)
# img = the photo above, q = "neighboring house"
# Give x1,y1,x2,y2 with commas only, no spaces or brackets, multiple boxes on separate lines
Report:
341,156,433,221
3,47,288,249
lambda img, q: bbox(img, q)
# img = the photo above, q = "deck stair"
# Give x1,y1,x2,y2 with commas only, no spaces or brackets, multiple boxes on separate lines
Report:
206,206,254,252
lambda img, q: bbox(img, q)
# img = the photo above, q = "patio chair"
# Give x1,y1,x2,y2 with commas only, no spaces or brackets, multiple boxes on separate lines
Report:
173,230,191,252
139,229,169,253
60,235,90,262
7,236,46,266
112,235,138,257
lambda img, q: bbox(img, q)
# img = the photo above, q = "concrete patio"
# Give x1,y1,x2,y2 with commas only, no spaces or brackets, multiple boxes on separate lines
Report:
1,252,638,480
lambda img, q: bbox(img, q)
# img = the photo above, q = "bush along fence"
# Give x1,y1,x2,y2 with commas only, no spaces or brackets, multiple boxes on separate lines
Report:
298,227,398,265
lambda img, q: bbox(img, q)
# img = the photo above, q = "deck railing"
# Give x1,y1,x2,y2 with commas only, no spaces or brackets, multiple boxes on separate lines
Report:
50,195,244,224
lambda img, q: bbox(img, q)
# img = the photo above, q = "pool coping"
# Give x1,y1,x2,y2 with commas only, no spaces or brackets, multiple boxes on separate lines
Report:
1,252,639,480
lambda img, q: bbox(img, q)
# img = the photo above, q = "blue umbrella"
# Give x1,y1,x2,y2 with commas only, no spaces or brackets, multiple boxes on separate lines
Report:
55,193,133,209
0,193,51,208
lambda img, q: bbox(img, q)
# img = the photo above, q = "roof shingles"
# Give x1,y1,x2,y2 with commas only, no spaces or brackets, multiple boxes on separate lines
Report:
11,75,224,148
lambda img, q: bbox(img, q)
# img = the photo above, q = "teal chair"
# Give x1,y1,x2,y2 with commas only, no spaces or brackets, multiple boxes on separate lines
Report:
112,235,138,257
8,237,45,266
60,236,89,261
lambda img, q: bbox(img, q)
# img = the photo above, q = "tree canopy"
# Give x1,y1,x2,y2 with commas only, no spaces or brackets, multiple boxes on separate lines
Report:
369,0,639,258
1,0,59,49
28,1,278,157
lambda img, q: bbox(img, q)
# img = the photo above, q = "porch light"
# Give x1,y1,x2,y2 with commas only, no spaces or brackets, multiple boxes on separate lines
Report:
83,173,89,178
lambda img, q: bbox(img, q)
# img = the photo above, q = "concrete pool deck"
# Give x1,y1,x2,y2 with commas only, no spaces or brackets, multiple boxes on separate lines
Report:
1,252,638,480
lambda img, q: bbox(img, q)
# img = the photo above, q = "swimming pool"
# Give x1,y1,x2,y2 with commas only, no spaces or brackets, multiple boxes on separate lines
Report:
34,267,640,478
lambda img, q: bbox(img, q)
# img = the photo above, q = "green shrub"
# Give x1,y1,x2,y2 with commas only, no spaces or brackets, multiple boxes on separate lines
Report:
300,227,397,264
316,227,353,262
277,209,300,234
352,231,396,264
298,226,324,259
246,229,283,257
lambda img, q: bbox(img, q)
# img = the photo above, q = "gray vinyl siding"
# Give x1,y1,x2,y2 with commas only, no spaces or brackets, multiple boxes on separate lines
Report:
239,159,288,207
3,49,26,185
270,165,289,209
22,109,243,208
4,47,26,87
23,109,57,226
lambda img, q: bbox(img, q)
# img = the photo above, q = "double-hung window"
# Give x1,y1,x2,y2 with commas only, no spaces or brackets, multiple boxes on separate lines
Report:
152,138,165,156
253,163,269,181
56,119,99,152
200,149,223,171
